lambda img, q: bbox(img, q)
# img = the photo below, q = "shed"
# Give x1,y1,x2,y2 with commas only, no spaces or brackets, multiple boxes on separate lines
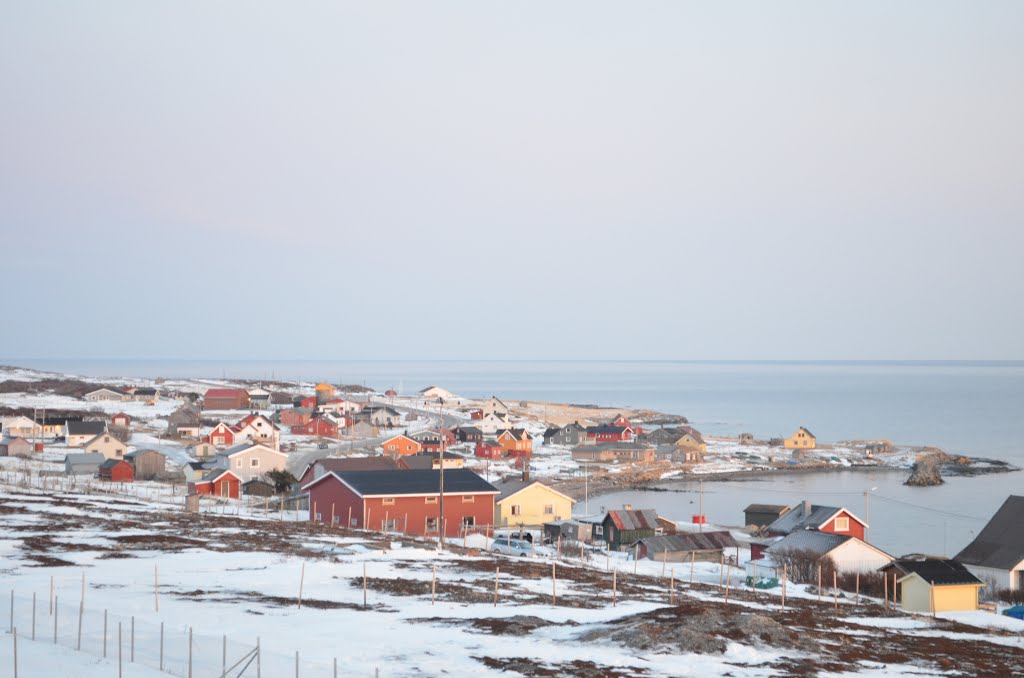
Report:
110,412,132,428
632,531,740,562
99,459,135,483
125,449,167,480
190,469,241,499
64,453,105,476
602,509,659,551
894,559,985,613
744,504,792,529
242,479,277,497
543,520,592,545
0,437,34,458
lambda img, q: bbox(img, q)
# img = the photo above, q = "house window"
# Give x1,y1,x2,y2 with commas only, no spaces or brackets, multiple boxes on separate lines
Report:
594,526,604,536
104,436,110,443
511,505,521,516
236,460,242,468
426,517,439,532
315,513,323,521
425,497,438,504
834,517,850,531
116,450,123,458
462,516,475,529
382,497,395,505
251,459,260,468
462,495,474,503
543,504,554,515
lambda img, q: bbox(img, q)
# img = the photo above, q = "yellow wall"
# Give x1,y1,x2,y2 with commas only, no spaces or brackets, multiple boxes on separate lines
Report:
901,575,980,613
496,483,573,528
784,429,816,449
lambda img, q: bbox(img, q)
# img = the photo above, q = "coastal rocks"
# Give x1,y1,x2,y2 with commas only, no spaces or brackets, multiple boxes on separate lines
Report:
905,455,944,486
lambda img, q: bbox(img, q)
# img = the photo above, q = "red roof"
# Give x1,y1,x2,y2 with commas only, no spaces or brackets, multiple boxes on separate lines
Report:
205,388,248,399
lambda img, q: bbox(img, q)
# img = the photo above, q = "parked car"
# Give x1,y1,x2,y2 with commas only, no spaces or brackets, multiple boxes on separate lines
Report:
491,537,531,557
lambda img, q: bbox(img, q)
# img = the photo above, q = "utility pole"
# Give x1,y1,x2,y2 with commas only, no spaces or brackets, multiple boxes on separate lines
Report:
437,398,445,550
584,462,588,514
699,480,704,533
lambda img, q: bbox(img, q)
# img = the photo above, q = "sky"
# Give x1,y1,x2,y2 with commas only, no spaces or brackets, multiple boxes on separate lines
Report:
1,3,1022,361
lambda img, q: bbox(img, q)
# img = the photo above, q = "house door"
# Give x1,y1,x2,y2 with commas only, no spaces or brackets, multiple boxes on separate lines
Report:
221,482,230,498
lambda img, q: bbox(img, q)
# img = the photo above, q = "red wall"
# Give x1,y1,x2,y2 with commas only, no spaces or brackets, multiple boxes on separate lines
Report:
821,510,865,540
307,477,495,537
102,462,134,482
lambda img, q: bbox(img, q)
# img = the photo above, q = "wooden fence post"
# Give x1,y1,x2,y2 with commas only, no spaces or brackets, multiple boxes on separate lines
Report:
431,564,436,605
552,563,557,606
298,563,305,609
884,572,889,611
11,625,16,678
782,564,787,611
494,567,499,607
363,563,367,608
833,571,838,610
634,544,639,575
612,567,617,607
817,564,822,603
670,568,675,604
662,549,667,577
719,553,724,586
855,572,860,605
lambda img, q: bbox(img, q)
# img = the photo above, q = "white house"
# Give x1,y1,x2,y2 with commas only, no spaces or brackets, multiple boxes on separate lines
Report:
234,414,280,449
956,495,1024,592
1,416,38,438
478,411,512,435
766,530,893,574
482,396,510,418
214,443,287,481
419,386,457,401
83,388,128,402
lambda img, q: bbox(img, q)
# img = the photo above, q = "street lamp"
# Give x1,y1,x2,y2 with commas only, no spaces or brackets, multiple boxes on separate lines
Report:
864,486,878,542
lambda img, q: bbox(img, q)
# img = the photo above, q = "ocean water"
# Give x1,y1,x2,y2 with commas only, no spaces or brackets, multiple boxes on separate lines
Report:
10,359,1023,554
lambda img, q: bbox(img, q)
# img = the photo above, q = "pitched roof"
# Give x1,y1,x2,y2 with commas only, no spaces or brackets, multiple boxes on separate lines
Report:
305,469,498,496
634,531,739,553
204,388,249,399
587,425,631,435
492,479,575,504
766,502,866,534
793,426,815,438
496,428,532,441
676,426,705,444
766,529,850,557
85,387,125,396
198,468,237,483
605,509,659,531
744,504,792,515
315,457,400,473
67,421,106,436
64,453,104,466
894,558,984,586
125,449,164,460
955,495,1024,570
99,458,129,471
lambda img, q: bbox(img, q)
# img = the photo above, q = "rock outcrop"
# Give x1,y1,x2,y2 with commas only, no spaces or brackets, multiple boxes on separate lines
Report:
905,455,944,486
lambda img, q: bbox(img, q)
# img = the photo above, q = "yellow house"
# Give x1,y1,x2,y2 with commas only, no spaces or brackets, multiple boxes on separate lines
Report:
673,426,707,453
494,479,575,528
784,427,816,450
83,433,128,460
896,560,985,613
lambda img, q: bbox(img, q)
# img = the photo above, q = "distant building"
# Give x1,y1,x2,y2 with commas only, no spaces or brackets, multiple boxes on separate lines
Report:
64,453,104,476
203,388,250,411
743,504,791,529
784,427,816,450
99,459,134,483
83,388,127,402
125,449,166,480
571,443,656,464
0,437,34,458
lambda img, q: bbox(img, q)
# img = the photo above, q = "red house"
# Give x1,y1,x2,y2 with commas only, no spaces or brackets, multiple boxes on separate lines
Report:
585,425,634,443
764,500,867,541
280,409,313,427
474,441,504,459
203,388,250,410
110,412,132,428
303,469,498,536
610,415,643,436
300,396,319,409
99,459,134,482
189,469,241,499
291,416,340,438
469,409,484,420
202,422,239,447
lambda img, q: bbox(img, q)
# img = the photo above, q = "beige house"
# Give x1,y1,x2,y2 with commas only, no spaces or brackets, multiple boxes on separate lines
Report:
189,442,218,459
83,433,129,460
896,560,985,613
66,421,108,448
478,412,512,435
0,416,38,438
494,479,575,528
83,388,128,402
482,396,510,418
215,443,287,481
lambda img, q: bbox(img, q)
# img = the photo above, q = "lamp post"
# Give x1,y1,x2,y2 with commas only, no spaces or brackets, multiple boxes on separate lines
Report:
437,398,445,550
864,486,878,542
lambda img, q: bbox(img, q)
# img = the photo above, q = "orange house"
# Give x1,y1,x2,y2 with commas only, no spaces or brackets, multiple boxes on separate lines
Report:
382,435,422,456
496,429,533,457
189,469,241,499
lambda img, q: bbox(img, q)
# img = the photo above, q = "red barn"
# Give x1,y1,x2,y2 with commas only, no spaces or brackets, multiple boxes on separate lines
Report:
303,469,498,536
203,388,250,410
189,469,241,499
99,459,134,482
202,422,238,447
110,412,132,428
291,417,340,438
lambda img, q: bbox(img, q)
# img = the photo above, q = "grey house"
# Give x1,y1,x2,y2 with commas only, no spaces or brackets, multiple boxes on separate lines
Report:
542,422,587,446
64,453,105,475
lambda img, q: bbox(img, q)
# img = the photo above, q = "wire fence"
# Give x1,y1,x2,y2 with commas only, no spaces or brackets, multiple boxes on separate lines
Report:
3,589,360,677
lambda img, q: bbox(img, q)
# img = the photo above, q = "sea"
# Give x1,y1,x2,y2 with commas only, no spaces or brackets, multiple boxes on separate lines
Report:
11,359,1024,556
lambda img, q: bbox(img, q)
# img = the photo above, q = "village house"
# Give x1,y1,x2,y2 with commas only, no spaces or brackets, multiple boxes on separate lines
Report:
468,409,483,420
202,422,240,447
453,426,484,444
299,395,319,409
543,519,593,545
362,405,402,428
633,531,740,563
319,399,363,416
234,413,281,448
600,508,660,551
64,453,104,476
190,469,240,499
955,495,1024,592
1,415,39,438
175,425,200,439
542,422,587,447
66,421,107,448
495,428,534,457
482,396,510,418
743,504,792,529
321,412,351,430
670,446,706,464
739,433,755,445
784,427,817,450
314,383,336,403
214,443,288,481
291,416,340,438
127,387,159,403
34,416,69,440
83,432,128,460
410,429,457,452
571,442,657,464
765,530,893,574
493,475,575,529
381,435,422,456
402,452,465,471
98,459,134,483
297,456,401,487
83,387,128,402
349,421,378,438
764,500,867,540
303,469,499,536
181,461,209,484
202,388,250,411
242,478,276,497
887,558,985,613
474,441,505,459
478,411,512,435
125,449,166,480
247,392,272,410
419,385,457,401
166,404,201,437
0,437,34,457
673,426,707,454
110,412,132,429
584,425,634,445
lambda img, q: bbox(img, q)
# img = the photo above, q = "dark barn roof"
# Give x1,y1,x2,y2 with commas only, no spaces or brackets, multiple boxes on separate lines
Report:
321,469,498,497
634,531,739,553
956,495,1024,570
606,509,659,531
895,558,983,586
67,421,106,436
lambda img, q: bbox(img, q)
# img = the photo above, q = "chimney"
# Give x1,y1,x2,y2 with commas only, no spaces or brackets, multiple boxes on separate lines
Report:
521,459,530,483
803,499,811,516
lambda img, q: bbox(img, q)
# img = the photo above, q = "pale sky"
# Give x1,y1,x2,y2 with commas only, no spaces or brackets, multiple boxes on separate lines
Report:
1,3,1022,360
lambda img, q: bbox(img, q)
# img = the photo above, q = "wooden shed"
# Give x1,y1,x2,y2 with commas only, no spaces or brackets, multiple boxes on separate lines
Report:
632,531,740,563
0,437,34,458
99,459,134,483
743,503,792,529
242,479,277,497
125,449,167,480
602,509,659,551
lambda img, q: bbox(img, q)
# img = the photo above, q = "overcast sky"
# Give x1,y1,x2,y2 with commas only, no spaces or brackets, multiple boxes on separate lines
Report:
1,3,1022,360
